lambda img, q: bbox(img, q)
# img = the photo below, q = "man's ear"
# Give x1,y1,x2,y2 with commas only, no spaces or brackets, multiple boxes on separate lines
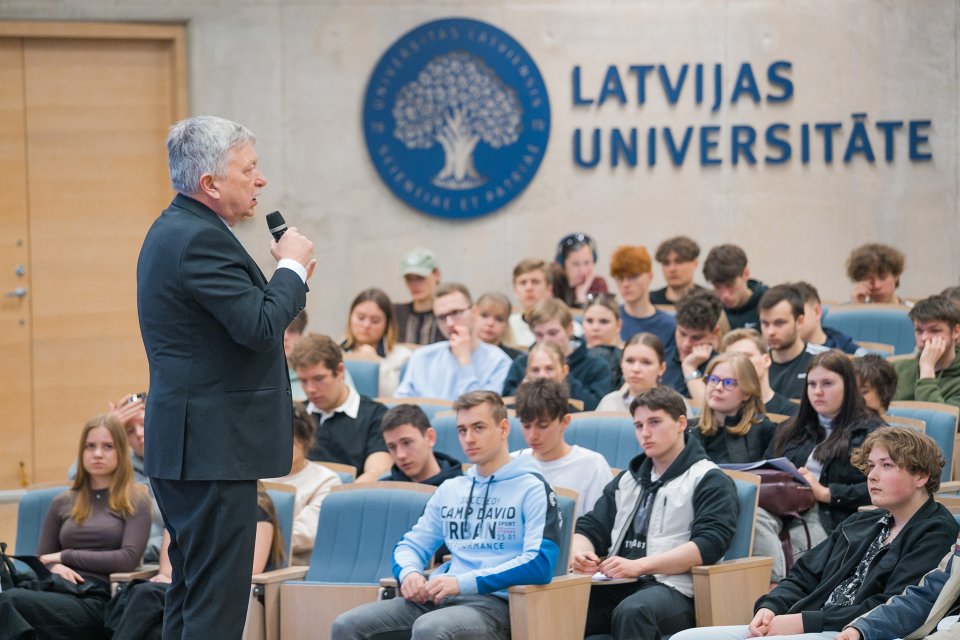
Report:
198,173,219,199
742,267,750,280
425,427,437,447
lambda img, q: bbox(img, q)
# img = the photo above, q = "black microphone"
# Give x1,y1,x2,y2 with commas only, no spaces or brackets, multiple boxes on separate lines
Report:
266,211,287,241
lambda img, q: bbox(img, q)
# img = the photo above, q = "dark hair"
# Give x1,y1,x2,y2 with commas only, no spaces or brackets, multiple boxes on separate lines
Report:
292,403,316,449
454,390,508,425
435,282,473,305
623,332,666,363
703,244,748,284
381,403,432,435
851,426,944,495
343,288,397,352
846,243,905,281
289,333,343,372
759,284,805,319
516,379,570,424
851,355,899,413
556,232,597,265
790,281,820,305
909,295,960,328
287,310,308,335
584,294,620,321
655,236,700,264
630,386,687,421
513,258,552,285
256,483,286,569
772,350,870,463
675,289,723,331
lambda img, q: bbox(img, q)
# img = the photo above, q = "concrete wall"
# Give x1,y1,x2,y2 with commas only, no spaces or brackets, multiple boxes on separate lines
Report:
3,0,957,335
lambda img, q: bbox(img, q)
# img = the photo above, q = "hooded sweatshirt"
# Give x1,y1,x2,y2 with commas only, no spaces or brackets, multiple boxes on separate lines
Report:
383,451,464,486
392,455,561,599
893,345,960,409
502,339,612,409
724,279,769,330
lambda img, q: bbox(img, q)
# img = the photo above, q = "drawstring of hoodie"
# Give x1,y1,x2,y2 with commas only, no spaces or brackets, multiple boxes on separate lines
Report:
477,477,494,533
462,475,495,535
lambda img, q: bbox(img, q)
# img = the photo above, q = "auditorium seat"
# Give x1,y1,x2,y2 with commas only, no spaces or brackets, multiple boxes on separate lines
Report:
343,356,380,398
377,397,453,420
822,304,916,355
887,401,959,482
565,412,639,469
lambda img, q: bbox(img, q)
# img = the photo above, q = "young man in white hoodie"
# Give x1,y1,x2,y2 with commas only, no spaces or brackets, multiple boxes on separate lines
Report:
331,391,561,640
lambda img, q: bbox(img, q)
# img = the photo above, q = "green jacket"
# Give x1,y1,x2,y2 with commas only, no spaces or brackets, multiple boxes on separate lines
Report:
893,346,960,409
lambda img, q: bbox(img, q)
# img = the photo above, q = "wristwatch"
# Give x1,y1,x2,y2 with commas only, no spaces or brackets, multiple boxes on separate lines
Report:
684,370,703,383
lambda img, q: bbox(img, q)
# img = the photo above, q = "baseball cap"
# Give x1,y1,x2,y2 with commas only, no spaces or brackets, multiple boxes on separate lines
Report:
401,248,439,277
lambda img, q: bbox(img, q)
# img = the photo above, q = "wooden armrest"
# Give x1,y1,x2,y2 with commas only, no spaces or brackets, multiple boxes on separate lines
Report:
251,566,309,585
939,481,960,493
111,564,160,582
507,573,592,594
380,577,399,588
691,556,773,576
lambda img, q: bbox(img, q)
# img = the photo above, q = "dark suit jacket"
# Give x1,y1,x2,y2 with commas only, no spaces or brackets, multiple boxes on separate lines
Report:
137,193,305,481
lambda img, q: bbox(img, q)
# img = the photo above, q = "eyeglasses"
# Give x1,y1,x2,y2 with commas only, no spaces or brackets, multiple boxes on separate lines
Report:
704,375,738,390
436,307,470,323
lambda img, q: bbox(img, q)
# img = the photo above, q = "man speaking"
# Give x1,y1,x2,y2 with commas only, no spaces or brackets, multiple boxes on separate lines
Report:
137,116,315,638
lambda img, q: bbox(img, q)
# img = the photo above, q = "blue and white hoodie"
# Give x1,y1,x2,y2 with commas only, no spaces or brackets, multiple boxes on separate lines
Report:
392,455,561,599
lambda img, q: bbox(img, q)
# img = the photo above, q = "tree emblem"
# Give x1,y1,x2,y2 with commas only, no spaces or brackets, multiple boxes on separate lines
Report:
392,51,523,190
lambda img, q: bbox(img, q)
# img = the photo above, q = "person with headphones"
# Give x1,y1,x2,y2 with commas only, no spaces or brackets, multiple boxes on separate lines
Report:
552,232,608,308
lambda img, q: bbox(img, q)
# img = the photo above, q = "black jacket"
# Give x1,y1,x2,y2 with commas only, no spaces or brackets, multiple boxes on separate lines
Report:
384,451,463,486
687,414,778,464
756,499,959,633
766,414,885,532
502,340,612,410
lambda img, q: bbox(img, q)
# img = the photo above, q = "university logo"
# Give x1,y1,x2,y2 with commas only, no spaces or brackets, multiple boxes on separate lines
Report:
363,18,550,219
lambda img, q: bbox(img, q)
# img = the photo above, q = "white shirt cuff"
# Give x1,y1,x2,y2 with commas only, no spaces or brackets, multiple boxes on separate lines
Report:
277,259,307,283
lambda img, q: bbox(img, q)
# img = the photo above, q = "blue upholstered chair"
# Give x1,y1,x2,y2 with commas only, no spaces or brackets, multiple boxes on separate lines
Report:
14,485,69,556
379,397,453,421
821,304,916,355
274,482,436,639
343,357,380,398
430,413,526,459
565,412,639,469
887,401,960,482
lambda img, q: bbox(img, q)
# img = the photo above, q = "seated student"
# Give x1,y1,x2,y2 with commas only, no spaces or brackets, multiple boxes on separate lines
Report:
502,298,611,410
763,351,885,579
475,292,524,361
703,244,769,330
379,403,463,486
521,342,588,413
650,235,706,304
720,328,798,417
942,284,960,308
263,404,342,565
687,352,778,464
331,391,561,640
285,310,309,402
290,334,392,482
760,284,830,401
583,293,624,390
610,244,677,351
662,289,723,407
513,379,612,517
573,386,738,640
851,355,899,416
0,415,151,639
510,258,552,348
846,242,909,306
395,282,513,401
341,288,414,397
553,232,608,309
598,332,667,413
673,427,959,640
394,247,444,345
105,486,285,640
892,294,960,408
792,281,865,355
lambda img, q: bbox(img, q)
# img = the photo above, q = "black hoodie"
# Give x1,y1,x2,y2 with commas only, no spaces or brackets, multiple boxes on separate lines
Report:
384,450,463,486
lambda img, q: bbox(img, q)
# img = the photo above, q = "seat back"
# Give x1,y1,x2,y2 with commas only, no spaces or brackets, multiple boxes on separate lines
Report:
430,414,525,459
553,489,578,577
721,470,760,560
822,305,915,355
887,402,959,482
343,358,380,398
380,398,453,421
304,482,435,583
15,485,69,555
317,461,357,484
262,483,297,569
565,413,638,469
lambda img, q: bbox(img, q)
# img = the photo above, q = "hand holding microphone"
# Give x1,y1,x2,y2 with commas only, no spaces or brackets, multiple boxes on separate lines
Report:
267,211,316,279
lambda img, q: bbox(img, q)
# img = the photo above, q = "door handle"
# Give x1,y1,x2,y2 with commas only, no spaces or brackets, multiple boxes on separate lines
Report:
5,286,27,298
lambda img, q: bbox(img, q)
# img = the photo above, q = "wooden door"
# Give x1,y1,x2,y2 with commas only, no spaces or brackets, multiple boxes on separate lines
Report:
0,23,186,488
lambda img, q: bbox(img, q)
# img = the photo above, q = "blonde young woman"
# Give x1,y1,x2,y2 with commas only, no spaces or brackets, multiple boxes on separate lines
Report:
341,287,413,396
0,414,151,640
687,352,777,463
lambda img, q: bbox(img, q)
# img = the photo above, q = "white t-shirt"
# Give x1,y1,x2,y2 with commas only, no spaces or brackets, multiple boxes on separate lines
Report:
513,446,612,517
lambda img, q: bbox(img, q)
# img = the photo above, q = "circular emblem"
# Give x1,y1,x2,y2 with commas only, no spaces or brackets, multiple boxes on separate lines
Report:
363,18,551,219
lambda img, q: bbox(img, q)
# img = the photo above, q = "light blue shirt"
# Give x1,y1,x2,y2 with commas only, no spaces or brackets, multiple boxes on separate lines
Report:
394,340,511,400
